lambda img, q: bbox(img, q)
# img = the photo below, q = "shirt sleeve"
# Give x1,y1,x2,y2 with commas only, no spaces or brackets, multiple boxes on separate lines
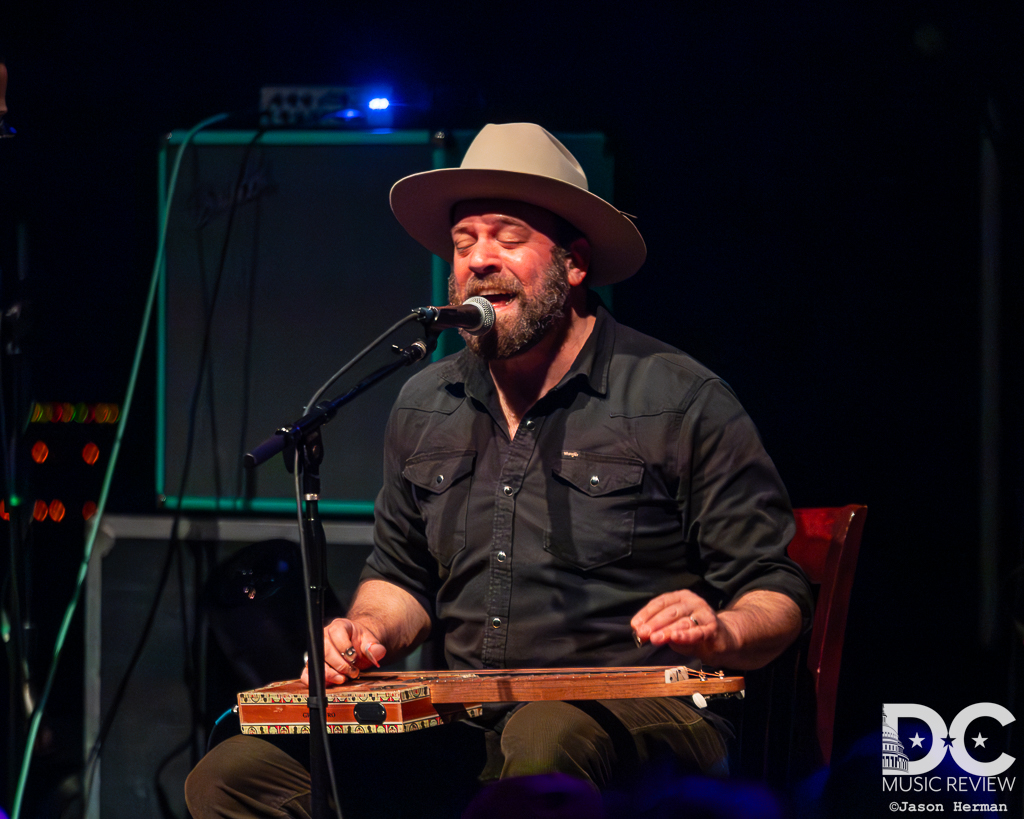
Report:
358,404,439,622
678,378,814,630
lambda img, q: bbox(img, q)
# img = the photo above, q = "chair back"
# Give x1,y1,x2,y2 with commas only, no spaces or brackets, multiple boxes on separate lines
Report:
788,504,868,764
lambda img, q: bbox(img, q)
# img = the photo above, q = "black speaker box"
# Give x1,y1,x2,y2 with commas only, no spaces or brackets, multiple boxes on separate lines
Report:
84,514,375,819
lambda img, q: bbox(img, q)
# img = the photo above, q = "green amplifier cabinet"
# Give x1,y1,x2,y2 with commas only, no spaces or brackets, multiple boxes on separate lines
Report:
157,129,614,516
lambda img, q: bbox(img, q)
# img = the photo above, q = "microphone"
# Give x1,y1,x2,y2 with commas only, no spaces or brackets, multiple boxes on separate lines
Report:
413,295,495,336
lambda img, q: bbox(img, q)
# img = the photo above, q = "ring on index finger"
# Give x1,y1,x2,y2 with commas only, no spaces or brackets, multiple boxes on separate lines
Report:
343,647,357,659
689,614,700,627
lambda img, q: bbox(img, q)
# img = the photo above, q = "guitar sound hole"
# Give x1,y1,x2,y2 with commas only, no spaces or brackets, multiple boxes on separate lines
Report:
353,702,387,725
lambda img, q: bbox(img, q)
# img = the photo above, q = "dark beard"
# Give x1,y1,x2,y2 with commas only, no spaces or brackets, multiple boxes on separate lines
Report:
448,248,572,361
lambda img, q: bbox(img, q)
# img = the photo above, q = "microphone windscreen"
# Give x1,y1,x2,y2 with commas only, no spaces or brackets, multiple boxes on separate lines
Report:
463,296,496,334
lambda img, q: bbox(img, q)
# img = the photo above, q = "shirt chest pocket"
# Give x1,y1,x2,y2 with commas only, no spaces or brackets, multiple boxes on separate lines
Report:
545,453,645,570
403,450,475,567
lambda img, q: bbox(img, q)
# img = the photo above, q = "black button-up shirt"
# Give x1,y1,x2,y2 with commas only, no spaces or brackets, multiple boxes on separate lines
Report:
362,306,812,671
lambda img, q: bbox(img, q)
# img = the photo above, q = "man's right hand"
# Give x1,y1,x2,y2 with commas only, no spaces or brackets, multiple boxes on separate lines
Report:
300,618,388,686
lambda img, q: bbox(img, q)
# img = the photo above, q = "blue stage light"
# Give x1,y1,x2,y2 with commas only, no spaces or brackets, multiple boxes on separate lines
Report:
368,98,390,111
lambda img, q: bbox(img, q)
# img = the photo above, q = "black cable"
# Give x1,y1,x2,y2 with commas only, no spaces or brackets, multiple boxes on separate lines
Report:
80,528,179,810
1,313,30,799
191,144,224,502
235,190,263,499
306,312,424,411
175,530,201,768
3,569,26,801
189,145,222,500
80,128,268,804
192,538,216,765
175,130,269,766
153,735,193,819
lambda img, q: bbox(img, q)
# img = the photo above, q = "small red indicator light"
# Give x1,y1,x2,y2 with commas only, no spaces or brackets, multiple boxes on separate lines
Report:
31,441,49,464
82,443,100,465
48,500,66,522
32,500,48,521
82,501,98,521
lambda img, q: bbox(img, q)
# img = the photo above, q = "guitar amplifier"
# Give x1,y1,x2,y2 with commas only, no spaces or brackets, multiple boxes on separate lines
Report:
157,129,614,515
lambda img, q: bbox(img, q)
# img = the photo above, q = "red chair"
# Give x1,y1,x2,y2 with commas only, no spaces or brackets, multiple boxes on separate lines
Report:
788,505,868,765
733,504,867,783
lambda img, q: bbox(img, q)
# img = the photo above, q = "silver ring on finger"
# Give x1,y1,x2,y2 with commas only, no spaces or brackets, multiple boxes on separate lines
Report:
689,614,700,626
343,646,357,659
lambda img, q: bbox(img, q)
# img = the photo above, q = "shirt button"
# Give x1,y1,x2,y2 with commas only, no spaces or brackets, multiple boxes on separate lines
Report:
524,419,535,429
590,475,600,486
435,475,444,485
503,485,514,496
491,618,501,628
497,551,507,562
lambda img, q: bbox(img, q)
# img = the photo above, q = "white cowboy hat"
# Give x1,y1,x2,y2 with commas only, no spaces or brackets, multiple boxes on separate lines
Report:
389,123,646,287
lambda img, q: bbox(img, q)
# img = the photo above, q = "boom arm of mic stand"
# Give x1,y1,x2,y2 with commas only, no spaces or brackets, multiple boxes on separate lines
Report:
244,334,437,471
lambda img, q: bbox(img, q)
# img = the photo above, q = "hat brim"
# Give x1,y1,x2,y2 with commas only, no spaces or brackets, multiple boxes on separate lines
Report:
390,168,646,288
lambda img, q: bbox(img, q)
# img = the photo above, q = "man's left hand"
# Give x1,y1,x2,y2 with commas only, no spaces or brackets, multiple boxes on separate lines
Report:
631,588,802,670
630,590,730,664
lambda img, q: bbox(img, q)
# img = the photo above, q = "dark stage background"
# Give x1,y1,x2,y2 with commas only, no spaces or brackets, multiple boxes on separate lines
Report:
1,1,1022,816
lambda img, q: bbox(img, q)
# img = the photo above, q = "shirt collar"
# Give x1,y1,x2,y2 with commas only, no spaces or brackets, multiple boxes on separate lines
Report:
439,303,616,402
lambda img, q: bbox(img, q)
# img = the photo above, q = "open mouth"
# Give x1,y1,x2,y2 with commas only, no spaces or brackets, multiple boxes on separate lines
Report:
480,293,516,309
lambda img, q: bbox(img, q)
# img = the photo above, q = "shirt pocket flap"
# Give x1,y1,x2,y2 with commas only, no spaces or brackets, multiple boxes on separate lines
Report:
552,454,644,497
403,450,476,494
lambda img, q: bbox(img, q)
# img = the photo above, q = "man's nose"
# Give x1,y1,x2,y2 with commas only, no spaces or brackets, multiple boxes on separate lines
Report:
467,239,502,275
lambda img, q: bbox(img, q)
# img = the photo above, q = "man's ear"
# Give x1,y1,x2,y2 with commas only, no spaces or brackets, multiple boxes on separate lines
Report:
566,237,591,287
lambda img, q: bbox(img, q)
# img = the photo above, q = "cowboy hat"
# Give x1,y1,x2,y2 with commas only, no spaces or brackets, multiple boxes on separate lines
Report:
389,123,646,287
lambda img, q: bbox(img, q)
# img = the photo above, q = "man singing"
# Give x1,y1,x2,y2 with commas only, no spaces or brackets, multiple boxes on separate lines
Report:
186,122,812,817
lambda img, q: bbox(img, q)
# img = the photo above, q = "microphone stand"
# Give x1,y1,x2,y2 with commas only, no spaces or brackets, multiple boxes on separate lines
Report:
245,328,438,819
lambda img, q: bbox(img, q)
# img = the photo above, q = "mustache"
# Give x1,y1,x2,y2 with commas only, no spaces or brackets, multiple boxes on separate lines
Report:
462,276,525,300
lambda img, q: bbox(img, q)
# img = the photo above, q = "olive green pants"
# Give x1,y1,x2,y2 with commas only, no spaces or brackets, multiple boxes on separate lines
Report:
185,698,728,819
